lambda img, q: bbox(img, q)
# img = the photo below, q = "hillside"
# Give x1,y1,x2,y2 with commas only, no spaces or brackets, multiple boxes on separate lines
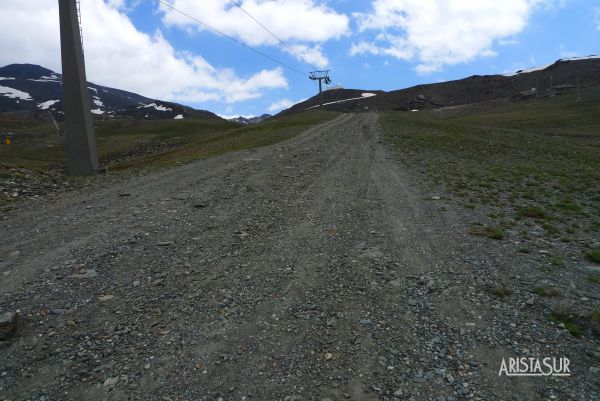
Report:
280,56,600,115
0,64,223,121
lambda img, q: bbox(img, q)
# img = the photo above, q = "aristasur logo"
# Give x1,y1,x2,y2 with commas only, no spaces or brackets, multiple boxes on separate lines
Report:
499,357,571,377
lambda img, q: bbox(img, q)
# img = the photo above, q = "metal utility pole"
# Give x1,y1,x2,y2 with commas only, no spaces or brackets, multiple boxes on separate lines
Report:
58,0,99,176
309,70,331,108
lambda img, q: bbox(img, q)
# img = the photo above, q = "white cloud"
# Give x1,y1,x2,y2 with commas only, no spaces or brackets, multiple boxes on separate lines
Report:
0,0,287,105
498,38,519,46
159,0,350,68
288,44,329,69
595,7,600,30
352,0,546,73
267,98,304,113
107,0,142,13
221,67,287,102
107,0,126,8
350,41,381,57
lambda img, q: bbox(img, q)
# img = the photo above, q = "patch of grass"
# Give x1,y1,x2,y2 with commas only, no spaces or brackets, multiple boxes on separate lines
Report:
550,256,566,268
585,249,600,264
589,311,600,336
469,225,506,240
541,222,561,235
487,227,506,240
588,274,600,284
555,199,582,212
517,206,547,219
549,312,582,337
564,322,583,337
533,286,560,297
490,285,511,298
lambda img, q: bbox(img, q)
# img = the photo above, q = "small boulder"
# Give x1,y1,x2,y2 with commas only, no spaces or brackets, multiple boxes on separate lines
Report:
0,311,18,340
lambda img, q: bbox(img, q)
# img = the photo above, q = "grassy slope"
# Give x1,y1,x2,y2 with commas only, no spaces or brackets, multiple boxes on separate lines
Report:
0,110,338,208
109,110,338,170
381,86,600,263
0,110,337,170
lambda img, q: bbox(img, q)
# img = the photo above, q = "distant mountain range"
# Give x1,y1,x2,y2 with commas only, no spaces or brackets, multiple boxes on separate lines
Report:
227,114,272,125
3,57,599,124
279,56,600,115
0,64,223,121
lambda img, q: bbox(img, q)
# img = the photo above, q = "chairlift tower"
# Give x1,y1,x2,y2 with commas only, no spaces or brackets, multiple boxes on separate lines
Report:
58,0,99,176
309,70,331,109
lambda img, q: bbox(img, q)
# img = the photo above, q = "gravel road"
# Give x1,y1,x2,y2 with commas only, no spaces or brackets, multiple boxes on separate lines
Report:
1,113,598,400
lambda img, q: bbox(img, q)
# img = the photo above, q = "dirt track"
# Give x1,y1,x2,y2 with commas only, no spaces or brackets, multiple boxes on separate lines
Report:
1,113,598,400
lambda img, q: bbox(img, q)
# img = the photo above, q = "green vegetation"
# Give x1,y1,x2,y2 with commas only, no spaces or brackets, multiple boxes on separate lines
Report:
490,285,511,298
381,87,600,249
533,286,560,297
585,248,600,264
469,224,506,240
517,206,547,219
549,256,565,268
107,111,337,171
549,311,583,337
590,311,600,336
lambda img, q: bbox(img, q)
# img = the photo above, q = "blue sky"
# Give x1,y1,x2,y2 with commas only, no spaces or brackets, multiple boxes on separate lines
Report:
0,0,598,117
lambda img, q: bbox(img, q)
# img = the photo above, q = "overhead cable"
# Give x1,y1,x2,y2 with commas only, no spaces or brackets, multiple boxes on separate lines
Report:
228,0,319,71
156,0,307,76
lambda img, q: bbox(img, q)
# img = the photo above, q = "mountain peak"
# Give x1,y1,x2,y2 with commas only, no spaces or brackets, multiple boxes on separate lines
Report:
228,114,272,125
0,64,56,79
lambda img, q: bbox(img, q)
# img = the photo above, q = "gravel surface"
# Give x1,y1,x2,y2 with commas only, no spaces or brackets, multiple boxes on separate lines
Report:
1,113,598,401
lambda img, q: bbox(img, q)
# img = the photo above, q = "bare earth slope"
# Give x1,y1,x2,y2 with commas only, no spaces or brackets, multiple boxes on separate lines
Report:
1,114,598,400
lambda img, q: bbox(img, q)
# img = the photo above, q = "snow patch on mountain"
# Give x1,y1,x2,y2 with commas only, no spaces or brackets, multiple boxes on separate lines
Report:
503,55,600,77
305,93,378,110
0,85,32,100
37,99,60,110
503,64,553,77
174,114,184,119
140,103,172,112
91,108,104,115
560,55,600,61
29,76,61,83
